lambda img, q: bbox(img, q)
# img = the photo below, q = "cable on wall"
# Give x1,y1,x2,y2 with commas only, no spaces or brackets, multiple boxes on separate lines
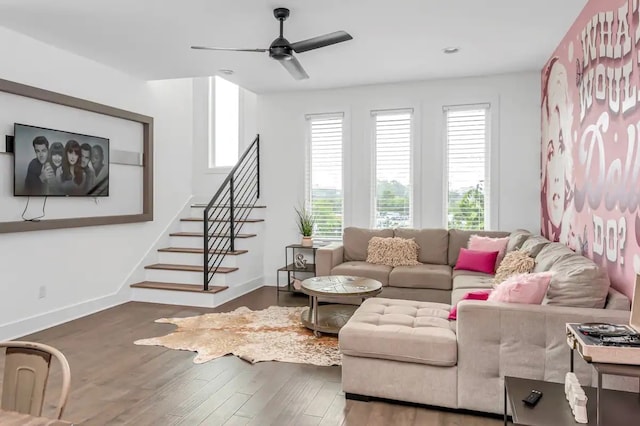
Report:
21,196,48,222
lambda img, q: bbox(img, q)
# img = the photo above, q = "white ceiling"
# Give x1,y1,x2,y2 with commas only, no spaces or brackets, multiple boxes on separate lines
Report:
0,0,586,93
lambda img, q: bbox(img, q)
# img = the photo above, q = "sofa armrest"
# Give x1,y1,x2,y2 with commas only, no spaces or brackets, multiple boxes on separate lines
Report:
456,301,633,414
605,286,631,310
316,243,344,277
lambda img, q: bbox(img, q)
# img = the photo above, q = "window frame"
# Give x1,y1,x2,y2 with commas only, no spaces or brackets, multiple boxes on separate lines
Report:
207,76,244,174
370,108,415,229
304,112,346,241
442,103,495,230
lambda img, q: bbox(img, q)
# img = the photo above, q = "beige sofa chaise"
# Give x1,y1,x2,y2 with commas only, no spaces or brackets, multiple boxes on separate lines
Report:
321,228,634,414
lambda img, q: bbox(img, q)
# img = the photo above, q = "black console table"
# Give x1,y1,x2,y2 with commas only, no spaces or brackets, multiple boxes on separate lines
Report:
504,348,640,425
504,375,639,425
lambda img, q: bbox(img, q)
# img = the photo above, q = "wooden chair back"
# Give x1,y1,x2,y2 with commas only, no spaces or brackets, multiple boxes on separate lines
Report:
0,341,71,419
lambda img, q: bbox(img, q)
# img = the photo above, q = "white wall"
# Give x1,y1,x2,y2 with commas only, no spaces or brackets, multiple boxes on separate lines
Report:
258,72,541,283
0,27,194,339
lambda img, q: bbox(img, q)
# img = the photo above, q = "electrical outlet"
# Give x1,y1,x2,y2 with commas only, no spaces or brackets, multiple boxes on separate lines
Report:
38,285,47,299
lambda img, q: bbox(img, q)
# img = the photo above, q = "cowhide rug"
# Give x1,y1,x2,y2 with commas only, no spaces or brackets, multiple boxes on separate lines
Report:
134,305,341,366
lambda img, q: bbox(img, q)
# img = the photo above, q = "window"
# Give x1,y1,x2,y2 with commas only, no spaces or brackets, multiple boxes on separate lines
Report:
209,76,239,168
306,113,344,240
372,109,413,228
444,105,490,230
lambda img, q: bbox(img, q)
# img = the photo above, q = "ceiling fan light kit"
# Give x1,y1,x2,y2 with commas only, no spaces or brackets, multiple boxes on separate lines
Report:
191,7,353,80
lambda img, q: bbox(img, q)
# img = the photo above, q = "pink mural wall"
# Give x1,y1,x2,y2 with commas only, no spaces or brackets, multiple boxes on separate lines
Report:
541,0,640,299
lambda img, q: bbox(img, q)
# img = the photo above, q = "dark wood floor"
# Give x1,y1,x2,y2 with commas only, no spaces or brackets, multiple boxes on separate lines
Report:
4,287,502,425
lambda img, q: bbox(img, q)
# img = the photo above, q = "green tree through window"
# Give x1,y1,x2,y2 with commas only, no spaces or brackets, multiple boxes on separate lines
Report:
311,195,342,238
448,183,485,230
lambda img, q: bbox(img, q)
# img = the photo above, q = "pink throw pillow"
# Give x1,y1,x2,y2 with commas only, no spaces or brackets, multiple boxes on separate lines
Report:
448,290,492,320
468,235,509,268
454,248,499,274
488,272,552,304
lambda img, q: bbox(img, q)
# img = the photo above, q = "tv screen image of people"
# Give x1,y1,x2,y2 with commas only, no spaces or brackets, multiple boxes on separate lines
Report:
13,123,109,197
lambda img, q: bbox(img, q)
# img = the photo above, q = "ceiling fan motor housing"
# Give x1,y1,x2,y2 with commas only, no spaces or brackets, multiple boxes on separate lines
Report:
269,38,293,60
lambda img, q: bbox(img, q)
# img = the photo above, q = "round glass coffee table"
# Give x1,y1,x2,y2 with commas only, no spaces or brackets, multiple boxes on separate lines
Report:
300,275,382,336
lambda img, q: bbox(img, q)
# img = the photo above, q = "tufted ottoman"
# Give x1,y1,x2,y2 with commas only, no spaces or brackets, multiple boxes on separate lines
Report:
339,297,459,408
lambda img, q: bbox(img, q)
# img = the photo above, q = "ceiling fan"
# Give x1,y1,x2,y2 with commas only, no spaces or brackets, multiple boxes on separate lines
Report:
191,7,353,80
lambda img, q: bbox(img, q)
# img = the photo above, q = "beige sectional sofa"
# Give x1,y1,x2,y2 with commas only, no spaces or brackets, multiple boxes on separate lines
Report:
317,227,635,415
316,227,512,304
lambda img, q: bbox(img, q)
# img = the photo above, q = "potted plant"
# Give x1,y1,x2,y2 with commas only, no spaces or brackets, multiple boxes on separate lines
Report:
295,205,315,247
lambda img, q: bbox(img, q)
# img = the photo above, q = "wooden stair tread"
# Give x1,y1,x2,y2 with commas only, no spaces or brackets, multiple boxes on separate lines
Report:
158,247,248,255
144,263,238,273
180,218,264,223
191,204,266,208
130,281,228,293
170,232,257,238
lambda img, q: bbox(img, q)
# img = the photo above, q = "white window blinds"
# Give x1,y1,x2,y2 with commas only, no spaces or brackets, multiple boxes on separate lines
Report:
445,105,490,230
306,114,344,240
372,110,413,229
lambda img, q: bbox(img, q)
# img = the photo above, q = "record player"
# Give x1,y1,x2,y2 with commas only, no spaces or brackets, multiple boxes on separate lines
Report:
566,278,640,365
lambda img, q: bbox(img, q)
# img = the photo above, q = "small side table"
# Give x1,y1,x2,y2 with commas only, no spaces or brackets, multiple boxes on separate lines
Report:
276,244,323,303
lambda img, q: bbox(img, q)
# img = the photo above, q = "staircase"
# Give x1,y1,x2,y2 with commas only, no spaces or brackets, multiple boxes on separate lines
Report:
129,136,264,307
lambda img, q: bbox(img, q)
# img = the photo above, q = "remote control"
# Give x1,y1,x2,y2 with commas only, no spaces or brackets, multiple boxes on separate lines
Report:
522,389,543,407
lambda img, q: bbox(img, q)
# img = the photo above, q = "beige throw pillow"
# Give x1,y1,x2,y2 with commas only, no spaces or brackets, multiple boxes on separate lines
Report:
366,237,421,267
493,249,535,285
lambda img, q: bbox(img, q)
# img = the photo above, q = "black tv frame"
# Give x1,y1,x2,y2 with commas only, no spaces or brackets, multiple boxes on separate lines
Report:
13,123,110,197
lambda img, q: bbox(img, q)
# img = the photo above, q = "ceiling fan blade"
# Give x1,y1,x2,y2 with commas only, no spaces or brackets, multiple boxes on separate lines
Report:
191,46,267,52
279,56,309,80
290,31,353,53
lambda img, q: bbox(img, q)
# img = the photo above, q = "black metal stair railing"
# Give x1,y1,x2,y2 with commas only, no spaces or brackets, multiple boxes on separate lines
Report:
203,135,260,290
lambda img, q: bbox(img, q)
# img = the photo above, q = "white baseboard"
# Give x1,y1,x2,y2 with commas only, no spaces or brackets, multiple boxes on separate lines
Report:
0,292,129,341
0,279,266,340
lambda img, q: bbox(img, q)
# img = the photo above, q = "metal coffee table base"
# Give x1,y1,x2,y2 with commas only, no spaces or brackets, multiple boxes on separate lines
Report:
300,297,358,336
299,276,382,337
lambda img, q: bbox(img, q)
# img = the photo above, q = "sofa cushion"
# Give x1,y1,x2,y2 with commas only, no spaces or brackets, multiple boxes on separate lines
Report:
452,287,492,305
343,227,394,261
488,272,552,304
506,229,531,252
366,237,420,267
452,272,494,292
339,298,457,366
493,250,535,285
454,248,499,274
468,235,509,268
532,242,575,273
389,264,453,290
520,235,551,257
448,229,510,267
452,269,494,279
544,255,611,308
394,228,449,265
331,261,392,286
449,290,491,320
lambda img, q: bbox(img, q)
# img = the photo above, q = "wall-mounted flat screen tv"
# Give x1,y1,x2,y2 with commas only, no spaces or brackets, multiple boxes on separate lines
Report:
13,123,109,197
